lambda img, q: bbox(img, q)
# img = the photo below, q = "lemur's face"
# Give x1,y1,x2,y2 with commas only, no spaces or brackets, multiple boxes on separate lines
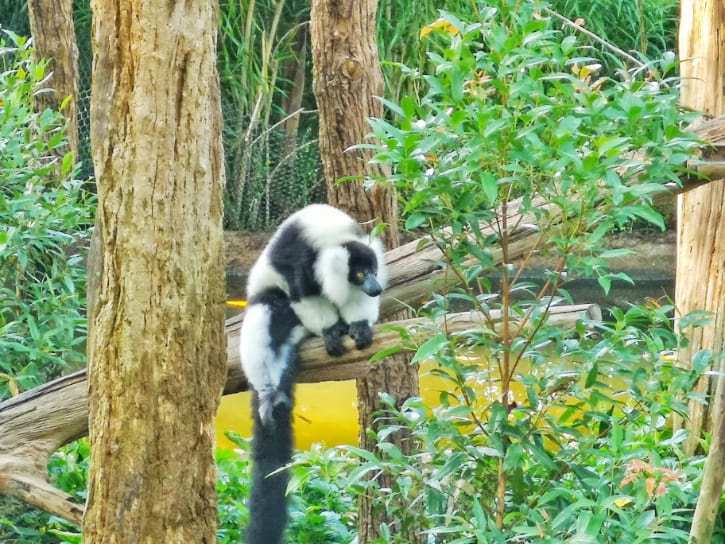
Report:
350,263,381,297
344,241,382,297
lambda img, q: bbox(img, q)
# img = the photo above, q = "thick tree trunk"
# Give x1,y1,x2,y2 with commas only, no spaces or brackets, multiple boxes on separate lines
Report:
310,1,420,541
678,2,725,543
27,0,80,160
83,1,226,542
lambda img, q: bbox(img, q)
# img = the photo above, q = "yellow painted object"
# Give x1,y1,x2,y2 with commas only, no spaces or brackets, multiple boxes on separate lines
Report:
217,306,620,450
215,381,361,450
215,362,460,450
221,299,371,448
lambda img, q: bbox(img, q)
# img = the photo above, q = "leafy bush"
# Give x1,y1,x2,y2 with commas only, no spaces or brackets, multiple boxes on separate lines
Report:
219,432,357,543
349,1,713,541
0,32,94,399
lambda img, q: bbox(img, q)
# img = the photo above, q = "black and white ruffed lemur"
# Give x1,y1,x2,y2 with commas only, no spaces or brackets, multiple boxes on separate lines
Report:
239,204,386,544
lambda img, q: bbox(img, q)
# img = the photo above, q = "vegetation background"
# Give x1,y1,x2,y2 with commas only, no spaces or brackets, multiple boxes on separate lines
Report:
3,1,717,543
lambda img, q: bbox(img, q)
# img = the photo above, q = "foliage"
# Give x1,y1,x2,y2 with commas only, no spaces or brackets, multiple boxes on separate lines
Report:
0,0,681,232
0,32,94,400
5,433,359,543
377,0,473,103
549,0,679,71
218,0,324,231
219,432,357,543
350,1,713,541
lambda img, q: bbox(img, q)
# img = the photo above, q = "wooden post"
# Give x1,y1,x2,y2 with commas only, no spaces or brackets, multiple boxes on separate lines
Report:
83,0,227,540
27,0,80,160
677,2,725,542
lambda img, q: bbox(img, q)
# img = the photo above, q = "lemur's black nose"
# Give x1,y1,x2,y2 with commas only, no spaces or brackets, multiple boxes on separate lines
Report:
362,274,382,297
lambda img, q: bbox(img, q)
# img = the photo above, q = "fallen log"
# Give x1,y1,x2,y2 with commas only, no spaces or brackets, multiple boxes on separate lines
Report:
0,302,599,524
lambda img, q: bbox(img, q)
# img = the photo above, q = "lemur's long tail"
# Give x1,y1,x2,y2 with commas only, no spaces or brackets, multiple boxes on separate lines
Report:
246,354,299,544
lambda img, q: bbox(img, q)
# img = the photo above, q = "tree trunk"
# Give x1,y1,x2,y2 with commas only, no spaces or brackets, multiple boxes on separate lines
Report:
280,24,308,152
676,1,725,453
678,2,725,542
27,0,80,160
310,1,421,541
310,0,399,248
83,1,227,542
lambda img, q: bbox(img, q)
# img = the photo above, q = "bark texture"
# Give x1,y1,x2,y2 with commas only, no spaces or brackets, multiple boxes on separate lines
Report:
83,1,226,542
310,0,416,540
677,0,725,455
679,3,725,542
310,0,399,248
27,0,80,159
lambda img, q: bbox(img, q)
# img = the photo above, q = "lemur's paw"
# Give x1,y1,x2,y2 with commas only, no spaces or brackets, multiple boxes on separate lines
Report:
348,320,373,350
257,391,291,429
323,321,348,356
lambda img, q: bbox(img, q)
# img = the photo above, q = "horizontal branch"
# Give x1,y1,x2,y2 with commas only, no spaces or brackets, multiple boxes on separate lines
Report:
0,303,599,524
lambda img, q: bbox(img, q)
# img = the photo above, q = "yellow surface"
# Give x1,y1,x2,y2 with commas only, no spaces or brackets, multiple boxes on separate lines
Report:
215,364,454,449
215,357,609,450
215,359,501,449
215,380,362,450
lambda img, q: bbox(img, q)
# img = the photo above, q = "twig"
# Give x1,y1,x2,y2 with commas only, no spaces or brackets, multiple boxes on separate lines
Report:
543,7,646,70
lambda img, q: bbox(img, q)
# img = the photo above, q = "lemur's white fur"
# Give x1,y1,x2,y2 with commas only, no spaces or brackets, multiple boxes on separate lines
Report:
241,204,386,404
240,304,308,422
314,237,386,326
240,204,387,544
289,297,339,337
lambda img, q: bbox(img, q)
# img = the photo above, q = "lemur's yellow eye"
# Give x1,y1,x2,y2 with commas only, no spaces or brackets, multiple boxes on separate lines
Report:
356,271,365,280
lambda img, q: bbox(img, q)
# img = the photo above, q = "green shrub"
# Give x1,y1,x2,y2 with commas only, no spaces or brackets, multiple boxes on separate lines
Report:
0,32,94,399
350,1,712,541
219,432,357,543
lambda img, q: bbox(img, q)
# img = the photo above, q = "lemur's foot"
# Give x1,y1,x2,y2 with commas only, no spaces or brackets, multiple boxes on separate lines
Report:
348,320,373,350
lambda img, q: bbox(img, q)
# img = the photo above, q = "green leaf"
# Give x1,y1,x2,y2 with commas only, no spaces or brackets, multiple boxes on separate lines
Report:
411,335,448,364
597,275,611,294
473,497,486,530
61,151,74,175
479,171,499,206
369,345,404,363
405,213,427,230
585,362,598,388
629,205,665,230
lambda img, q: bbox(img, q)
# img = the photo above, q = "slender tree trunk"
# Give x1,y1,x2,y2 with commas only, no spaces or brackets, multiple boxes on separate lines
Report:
678,2,725,542
83,1,226,542
27,0,80,160
676,1,725,452
310,2,422,542
310,0,399,248
281,24,308,151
